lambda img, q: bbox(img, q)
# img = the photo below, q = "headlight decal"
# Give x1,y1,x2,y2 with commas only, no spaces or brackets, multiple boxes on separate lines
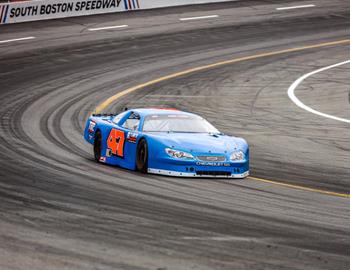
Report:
165,148,194,160
230,151,245,161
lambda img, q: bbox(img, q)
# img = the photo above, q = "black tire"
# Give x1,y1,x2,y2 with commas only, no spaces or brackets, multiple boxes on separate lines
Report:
136,139,148,173
94,130,102,162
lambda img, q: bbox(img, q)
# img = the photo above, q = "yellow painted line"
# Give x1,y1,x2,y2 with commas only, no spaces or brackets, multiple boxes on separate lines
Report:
94,38,350,198
249,177,350,198
94,38,350,114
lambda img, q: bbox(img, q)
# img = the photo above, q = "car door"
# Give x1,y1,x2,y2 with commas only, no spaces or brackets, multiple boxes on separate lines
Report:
106,111,140,170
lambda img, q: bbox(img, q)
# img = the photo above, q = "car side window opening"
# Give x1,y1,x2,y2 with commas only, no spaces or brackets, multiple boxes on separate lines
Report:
112,111,128,124
122,112,140,131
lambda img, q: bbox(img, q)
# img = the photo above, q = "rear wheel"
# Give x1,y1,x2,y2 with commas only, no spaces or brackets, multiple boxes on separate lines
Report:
94,131,102,162
136,139,148,173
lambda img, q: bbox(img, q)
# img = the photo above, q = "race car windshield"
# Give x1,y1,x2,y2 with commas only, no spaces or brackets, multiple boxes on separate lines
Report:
142,114,220,133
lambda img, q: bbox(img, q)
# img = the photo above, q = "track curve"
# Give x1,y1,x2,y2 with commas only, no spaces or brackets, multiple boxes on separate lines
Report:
0,1,350,269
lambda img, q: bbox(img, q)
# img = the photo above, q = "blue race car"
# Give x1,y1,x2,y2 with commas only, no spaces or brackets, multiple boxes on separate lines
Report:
84,108,249,178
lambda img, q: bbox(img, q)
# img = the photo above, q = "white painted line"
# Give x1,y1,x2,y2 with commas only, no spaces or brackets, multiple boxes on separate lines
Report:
88,25,128,31
0,36,35,44
276,4,315,11
180,15,219,21
288,60,350,124
183,236,260,242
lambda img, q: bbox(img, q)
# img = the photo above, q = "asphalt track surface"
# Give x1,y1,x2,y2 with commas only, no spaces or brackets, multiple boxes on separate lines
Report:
0,0,350,269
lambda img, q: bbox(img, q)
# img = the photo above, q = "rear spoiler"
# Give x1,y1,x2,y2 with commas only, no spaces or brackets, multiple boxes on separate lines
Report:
91,113,116,117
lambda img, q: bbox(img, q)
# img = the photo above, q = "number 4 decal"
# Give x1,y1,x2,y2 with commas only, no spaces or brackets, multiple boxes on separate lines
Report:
107,129,125,158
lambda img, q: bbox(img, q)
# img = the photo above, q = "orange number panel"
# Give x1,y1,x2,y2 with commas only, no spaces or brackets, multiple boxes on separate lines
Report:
107,129,125,158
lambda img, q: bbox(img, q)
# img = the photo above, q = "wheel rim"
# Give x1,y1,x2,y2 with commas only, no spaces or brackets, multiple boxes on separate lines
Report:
94,135,101,160
141,148,145,163
137,141,147,171
139,146,145,165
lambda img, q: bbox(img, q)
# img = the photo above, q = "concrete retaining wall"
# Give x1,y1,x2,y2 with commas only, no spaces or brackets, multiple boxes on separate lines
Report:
0,0,236,24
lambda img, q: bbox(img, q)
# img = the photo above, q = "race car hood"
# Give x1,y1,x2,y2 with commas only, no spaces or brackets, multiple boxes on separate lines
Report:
149,132,246,154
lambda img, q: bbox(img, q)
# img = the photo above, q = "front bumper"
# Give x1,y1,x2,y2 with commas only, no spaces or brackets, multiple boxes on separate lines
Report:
148,168,249,178
148,151,249,178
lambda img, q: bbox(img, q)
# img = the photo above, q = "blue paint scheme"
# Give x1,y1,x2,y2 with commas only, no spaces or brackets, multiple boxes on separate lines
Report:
84,108,249,178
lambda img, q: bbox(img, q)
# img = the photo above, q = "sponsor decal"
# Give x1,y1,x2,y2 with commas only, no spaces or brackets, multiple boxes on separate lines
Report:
127,132,138,143
0,4,9,24
123,0,140,10
88,120,96,133
9,0,121,18
206,156,219,161
1,0,140,24
106,149,112,157
99,156,106,163
196,162,231,167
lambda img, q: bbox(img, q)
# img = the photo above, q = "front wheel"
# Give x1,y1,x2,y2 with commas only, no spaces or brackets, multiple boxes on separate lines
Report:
94,131,102,162
136,139,148,173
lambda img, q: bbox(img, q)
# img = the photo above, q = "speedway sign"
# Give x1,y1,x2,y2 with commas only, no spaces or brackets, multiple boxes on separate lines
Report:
0,0,141,24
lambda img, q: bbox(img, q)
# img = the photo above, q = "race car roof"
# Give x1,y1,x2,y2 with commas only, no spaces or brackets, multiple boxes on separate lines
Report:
132,108,198,118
